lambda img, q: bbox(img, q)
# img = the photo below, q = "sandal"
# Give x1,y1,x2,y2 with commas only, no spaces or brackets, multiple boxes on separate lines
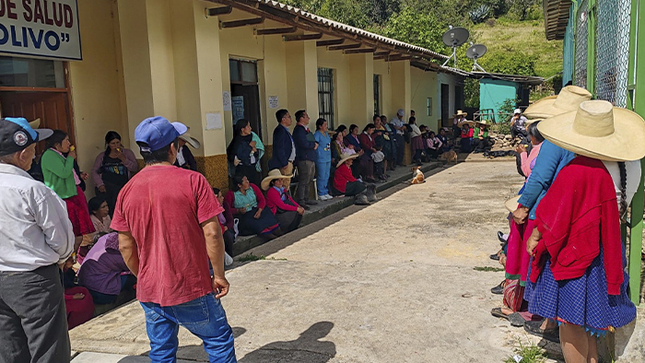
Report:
524,319,560,343
491,307,509,319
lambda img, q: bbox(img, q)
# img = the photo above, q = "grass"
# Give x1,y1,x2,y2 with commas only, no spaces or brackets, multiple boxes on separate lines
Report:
472,19,563,79
503,340,548,363
473,266,505,272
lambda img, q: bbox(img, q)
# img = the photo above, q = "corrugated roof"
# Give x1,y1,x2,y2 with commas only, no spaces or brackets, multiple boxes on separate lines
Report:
544,0,572,40
209,0,454,66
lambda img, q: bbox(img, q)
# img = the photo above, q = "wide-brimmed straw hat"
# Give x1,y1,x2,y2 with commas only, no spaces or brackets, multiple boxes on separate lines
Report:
261,169,293,190
524,86,592,119
453,110,468,118
336,152,359,168
537,100,645,161
458,120,475,127
178,127,201,149
476,120,490,126
505,195,520,213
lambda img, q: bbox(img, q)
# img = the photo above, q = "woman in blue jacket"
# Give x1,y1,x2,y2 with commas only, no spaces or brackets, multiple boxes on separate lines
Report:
314,118,332,200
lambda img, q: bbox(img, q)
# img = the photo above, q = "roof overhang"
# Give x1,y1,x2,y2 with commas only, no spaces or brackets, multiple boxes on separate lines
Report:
471,72,544,85
544,0,572,40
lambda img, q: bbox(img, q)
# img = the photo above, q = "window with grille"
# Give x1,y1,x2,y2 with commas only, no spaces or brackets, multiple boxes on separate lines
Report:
318,68,335,128
373,74,381,116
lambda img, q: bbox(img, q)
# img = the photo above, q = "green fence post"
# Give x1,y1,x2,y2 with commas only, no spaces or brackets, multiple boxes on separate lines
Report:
627,0,644,306
586,0,596,94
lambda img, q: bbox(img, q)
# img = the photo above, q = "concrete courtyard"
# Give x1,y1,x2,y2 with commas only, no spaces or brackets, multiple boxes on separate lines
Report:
70,160,643,362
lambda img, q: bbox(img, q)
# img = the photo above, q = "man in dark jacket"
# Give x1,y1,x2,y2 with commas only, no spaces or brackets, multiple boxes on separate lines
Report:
292,110,318,209
268,109,296,189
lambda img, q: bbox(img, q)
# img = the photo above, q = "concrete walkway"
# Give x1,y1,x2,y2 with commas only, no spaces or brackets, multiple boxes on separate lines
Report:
70,161,635,362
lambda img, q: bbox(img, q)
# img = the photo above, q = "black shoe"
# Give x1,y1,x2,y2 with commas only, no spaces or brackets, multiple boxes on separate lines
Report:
491,280,504,295
490,253,500,261
305,200,318,206
524,319,560,343
302,204,310,210
497,231,507,243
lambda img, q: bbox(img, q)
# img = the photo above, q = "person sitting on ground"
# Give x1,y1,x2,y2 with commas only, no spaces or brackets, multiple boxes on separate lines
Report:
333,153,376,205
224,174,282,239
91,131,138,216
510,109,529,140
263,169,305,233
41,130,96,252
212,188,235,258
78,232,136,305
426,131,443,160
226,119,262,187
88,196,113,234
409,117,424,166
314,118,333,201
173,125,200,171
459,121,474,153
358,123,378,182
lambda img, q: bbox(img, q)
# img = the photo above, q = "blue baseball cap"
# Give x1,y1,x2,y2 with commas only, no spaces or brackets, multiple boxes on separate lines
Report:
0,117,53,157
135,117,187,152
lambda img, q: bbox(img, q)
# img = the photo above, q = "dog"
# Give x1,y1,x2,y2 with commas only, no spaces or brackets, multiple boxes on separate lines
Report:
410,166,425,184
439,150,458,164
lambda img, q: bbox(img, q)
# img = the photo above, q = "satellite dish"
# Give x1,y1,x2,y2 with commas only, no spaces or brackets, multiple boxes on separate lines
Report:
442,27,470,47
441,27,470,68
466,43,487,72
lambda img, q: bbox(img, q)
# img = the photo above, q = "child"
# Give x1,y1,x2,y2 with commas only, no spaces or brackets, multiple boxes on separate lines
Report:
213,188,235,266
371,145,386,181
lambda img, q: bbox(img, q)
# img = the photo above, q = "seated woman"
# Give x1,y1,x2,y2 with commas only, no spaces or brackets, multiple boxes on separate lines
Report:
358,123,378,182
333,153,376,205
224,175,281,239
263,169,305,233
77,232,136,305
459,121,474,153
425,131,443,159
344,124,364,178
472,121,491,153
62,257,94,330
88,196,112,234
226,119,262,187
373,115,392,173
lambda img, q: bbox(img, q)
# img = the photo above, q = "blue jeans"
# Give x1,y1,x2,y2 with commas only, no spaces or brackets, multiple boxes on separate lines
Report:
141,293,236,363
315,160,331,196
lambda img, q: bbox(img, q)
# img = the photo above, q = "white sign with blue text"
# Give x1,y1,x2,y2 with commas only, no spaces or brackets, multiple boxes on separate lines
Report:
0,0,81,60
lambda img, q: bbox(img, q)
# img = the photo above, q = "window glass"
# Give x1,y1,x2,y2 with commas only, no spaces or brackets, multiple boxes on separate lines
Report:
229,59,240,82
240,61,257,83
0,56,65,88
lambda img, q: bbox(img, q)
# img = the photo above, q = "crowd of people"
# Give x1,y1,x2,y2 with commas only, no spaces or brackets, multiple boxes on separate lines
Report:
486,85,642,362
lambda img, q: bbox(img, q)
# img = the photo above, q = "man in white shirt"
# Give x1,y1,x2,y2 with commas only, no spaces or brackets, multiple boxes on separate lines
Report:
0,117,75,363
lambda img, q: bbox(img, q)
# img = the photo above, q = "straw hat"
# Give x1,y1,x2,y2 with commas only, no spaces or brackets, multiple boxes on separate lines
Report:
524,86,592,119
453,110,468,118
505,195,520,213
458,120,475,127
261,169,293,190
537,100,645,162
336,152,359,168
179,130,201,149
476,120,490,127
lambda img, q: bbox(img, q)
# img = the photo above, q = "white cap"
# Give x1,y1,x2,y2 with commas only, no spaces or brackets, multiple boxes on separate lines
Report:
514,109,522,114
397,109,405,116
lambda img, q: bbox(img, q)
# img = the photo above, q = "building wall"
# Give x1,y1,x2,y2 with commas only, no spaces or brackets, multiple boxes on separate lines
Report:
479,79,518,122
410,67,440,131
69,0,128,194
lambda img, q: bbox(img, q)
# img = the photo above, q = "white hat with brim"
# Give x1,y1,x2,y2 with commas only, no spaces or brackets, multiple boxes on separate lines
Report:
179,132,201,149
476,120,490,126
261,169,293,190
453,110,468,118
524,86,592,119
458,120,475,127
336,153,359,168
505,195,521,213
537,100,645,162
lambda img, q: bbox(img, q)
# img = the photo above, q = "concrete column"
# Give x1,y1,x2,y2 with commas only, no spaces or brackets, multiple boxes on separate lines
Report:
349,53,374,126
286,40,319,118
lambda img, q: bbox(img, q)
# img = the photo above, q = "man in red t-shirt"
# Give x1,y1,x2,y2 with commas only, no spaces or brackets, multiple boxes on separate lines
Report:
111,116,236,362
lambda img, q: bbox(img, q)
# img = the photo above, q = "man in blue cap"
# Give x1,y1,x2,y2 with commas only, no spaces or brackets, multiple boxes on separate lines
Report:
0,117,75,363
111,116,236,362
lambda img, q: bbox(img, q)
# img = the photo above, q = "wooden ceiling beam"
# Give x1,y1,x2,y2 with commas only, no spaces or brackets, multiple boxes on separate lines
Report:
220,17,264,29
373,51,390,57
206,6,232,17
343,48,376,54
283,33,323,41
316,38,345,47
328,43,361,51
254,26,297,35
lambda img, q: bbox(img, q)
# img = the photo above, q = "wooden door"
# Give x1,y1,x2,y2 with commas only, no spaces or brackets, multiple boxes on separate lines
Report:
441,84,450,127
0,91,74,153
231,84,262,139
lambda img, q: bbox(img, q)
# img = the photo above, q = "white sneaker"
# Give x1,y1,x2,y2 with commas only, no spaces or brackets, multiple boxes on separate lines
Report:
324,194,333,200
318,195,329,201
224,252,234,266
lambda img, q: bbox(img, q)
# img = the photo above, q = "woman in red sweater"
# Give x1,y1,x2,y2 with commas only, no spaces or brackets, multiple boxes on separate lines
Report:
262,170,304,233
334,153,375,205
525,100,644,362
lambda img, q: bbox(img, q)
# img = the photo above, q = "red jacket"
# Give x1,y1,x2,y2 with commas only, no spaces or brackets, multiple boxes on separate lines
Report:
223,183,266,231
334,164,356,193
266,186,300,214
359,132,376,151
531,156,623,295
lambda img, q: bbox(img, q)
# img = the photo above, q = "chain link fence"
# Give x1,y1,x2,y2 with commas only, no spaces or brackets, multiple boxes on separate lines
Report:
575,0,589,89
595,0,631,107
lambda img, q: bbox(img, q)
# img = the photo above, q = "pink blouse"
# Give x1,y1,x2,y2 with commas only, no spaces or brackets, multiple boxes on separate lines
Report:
520,142,542,178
